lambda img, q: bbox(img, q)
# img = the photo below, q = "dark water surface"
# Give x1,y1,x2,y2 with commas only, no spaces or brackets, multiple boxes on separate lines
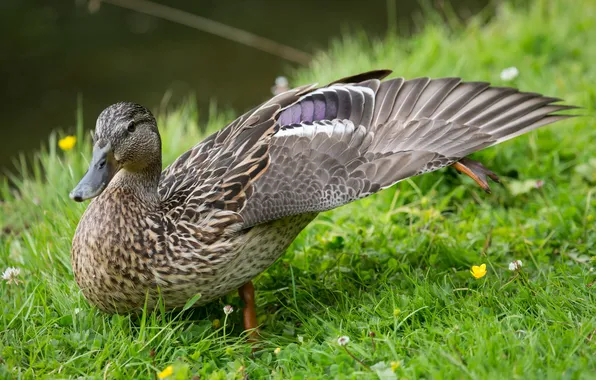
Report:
0,0,489,176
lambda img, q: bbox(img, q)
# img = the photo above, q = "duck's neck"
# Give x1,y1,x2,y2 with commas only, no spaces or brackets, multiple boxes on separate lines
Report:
109,161,162,206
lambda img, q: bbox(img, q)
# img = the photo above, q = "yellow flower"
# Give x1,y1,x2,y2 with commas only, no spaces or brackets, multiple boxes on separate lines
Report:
58,135,77,151
471,264,487,279
157,365,173,379
274,347,281,355
391,361,400,372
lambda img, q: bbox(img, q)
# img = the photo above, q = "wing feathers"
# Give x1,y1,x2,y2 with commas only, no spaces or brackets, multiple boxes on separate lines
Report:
431,81,491,120
388,77,431,122
160,72,575,231
372,78,403,126
409,77,461,121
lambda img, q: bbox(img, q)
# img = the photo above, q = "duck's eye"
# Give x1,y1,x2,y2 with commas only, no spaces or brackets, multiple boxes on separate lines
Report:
127,121,136,133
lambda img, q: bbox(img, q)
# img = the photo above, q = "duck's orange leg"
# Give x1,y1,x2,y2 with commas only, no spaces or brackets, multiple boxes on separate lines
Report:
238,281,259,341
451,157,501,193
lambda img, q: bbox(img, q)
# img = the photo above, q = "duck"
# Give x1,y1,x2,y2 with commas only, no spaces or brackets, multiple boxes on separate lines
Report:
70,70,575,332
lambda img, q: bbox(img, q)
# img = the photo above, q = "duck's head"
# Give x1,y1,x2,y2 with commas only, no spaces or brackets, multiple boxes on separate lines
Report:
70,102,161,202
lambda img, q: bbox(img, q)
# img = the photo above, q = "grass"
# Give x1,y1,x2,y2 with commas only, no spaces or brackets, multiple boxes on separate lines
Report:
1,0,595,378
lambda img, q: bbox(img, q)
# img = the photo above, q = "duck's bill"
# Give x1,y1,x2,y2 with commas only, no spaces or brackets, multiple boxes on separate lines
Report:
70,142,118,202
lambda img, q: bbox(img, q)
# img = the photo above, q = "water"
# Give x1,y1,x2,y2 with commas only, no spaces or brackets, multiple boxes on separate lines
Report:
0,0,488,176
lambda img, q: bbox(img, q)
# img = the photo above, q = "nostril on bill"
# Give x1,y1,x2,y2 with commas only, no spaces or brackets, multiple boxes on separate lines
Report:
70,190,84,202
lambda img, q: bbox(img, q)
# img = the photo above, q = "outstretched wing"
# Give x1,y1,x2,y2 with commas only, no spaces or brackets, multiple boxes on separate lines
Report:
239,76,575,228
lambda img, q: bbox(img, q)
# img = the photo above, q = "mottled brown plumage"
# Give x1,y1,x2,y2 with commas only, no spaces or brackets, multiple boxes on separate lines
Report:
71,70,575,315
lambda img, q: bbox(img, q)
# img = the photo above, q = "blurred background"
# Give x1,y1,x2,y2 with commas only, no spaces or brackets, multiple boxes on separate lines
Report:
0,0,491,177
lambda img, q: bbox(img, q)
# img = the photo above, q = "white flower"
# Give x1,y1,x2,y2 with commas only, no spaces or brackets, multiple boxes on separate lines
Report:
223,305,233,315
508,260,523,271
297,335,304,343
271,76,290,95
337,336,350,346
2,267,21,285
275,76,288,87
500,67,519,81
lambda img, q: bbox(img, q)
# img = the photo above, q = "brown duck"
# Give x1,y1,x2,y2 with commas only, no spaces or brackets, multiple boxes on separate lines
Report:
70,70,575,333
